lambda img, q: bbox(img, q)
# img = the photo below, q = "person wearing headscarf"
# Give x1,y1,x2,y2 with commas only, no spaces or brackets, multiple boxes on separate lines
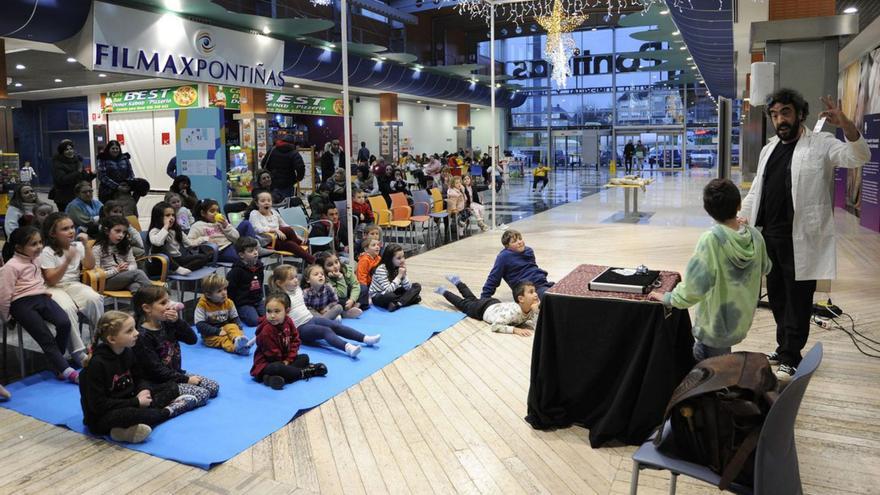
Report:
51,139,95,212
96,140,135,203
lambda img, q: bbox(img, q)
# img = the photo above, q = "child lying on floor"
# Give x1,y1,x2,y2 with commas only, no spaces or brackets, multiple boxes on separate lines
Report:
437,276,539,336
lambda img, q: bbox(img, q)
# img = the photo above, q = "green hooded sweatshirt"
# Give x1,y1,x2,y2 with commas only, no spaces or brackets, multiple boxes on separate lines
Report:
663,224,771,348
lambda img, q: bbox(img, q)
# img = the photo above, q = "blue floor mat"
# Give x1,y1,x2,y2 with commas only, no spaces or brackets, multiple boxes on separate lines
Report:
1,305,464,469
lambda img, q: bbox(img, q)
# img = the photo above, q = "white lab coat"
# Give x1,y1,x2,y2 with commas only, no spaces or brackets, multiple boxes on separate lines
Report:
741,126,870,281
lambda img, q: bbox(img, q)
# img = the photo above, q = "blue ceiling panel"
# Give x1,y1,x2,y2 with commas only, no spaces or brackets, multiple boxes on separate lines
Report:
283,41,528,108
1,0,91,43
666,0,735,99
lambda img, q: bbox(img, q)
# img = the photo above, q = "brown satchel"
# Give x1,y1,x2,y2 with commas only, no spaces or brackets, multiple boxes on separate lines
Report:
654,352,778,490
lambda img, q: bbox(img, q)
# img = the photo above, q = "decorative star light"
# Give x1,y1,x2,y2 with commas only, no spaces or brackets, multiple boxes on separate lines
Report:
536,0,587,88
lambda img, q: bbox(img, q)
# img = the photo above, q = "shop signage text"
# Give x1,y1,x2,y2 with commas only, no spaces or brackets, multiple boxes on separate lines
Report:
507,42,663,80
100,85,199,113
208,85,345,116
91,2,285,90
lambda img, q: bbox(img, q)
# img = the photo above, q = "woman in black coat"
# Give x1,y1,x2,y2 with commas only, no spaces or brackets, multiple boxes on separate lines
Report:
51,139,95,212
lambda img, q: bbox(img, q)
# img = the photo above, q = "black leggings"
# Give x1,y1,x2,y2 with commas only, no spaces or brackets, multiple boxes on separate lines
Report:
88,381,179,435
171,253,212,271
258,355,311,384
372,283,422,309
10,295,71,374
442,282,499,320
532,176,548,190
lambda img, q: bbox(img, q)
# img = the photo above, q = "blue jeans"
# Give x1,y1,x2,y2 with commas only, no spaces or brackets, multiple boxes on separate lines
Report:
693,341,731,362
272,186,295,201
218,244,240,264
238,301,266,327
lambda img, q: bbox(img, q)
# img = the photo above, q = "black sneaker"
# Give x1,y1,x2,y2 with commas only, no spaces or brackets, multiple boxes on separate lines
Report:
776,364,797,381
766,352,780,365
302,363,328,380
263,375,285,390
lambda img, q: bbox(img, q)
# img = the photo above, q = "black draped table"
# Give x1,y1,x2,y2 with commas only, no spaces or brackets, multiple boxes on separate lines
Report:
525,264,695,447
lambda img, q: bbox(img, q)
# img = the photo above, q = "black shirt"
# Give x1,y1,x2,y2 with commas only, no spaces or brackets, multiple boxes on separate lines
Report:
756,139,797,237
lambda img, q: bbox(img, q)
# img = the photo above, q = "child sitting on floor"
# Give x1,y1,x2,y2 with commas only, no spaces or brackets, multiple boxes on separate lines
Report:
79,311,199,443
132,285,219,406
356,238,382,298
301,264,344,320
147,201,212,275
355,224,383,257
437,277,539,337
0,226,79,383
481,229,554,299
92,215,154,293
226,237,265,326
369,243,422,311
317,251,366,316
251,292,328,390
194,273,254,355
649,178,771,365
187,199,240,263
270,265,379,358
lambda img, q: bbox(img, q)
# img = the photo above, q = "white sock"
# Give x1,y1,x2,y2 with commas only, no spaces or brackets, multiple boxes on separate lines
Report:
345,343,362,357
363,334,381,346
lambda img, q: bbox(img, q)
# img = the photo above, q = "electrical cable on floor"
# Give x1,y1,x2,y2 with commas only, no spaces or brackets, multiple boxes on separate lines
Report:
812,308,880,358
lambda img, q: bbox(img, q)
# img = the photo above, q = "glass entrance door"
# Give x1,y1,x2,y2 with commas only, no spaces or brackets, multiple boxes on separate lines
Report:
551,132,582,168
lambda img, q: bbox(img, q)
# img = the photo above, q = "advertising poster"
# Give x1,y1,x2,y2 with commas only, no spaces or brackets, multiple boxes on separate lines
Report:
860,114,880,232
101,85,199,113
379,127,390,157
206,85,345,116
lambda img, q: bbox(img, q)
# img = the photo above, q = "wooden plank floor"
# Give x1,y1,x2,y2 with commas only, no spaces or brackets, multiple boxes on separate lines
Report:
2,172,880,494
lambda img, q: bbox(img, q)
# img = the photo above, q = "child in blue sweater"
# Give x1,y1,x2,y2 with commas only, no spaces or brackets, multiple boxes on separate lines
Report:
481,229,553,299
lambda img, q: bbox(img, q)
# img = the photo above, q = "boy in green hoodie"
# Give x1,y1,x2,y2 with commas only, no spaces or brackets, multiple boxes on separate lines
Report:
649,178,771,361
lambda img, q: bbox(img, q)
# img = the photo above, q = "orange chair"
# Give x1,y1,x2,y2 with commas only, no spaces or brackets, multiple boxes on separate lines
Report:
389,192,414,243
83,240,168,310
367,195,392,229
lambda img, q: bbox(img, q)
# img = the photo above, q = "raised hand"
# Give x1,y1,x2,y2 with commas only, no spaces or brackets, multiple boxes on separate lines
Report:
819,95,860,140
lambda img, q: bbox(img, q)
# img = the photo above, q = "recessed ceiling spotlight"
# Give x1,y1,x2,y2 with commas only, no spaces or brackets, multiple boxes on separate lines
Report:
660,9,669,15
686,56,693,60
66,57,77,63
293,84,301,88
442,104,448,107
98,73,107,78
591,27,597,31
327,43,336,48
262,26,271,35
15,64,25,70
843,7,858,14
54,78,62,83
679,46,686,50
495,83,501,88
417,100,422,103
14,82,22,87
379,56,387,60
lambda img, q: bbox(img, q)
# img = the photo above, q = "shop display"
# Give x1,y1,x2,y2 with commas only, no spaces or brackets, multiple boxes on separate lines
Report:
0,154,21,190
227,146,252,197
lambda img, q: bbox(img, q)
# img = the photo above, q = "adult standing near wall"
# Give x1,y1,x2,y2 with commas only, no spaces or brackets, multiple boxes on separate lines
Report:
260,134,305,200
320,139,344,183
96,140,135,203
740,88,870,380
51,140,95,212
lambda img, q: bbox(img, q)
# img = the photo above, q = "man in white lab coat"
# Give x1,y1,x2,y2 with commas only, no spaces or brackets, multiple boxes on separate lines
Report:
741,88,870,380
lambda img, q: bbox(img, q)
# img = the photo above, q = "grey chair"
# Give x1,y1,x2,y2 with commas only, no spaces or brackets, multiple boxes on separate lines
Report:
630,343,823,495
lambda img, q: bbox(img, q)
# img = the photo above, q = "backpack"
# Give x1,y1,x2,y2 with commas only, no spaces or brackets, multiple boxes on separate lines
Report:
655,352,778,490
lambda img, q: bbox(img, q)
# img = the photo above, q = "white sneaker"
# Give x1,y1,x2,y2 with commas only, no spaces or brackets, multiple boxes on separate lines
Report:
363,334,381,346
174,266,192,275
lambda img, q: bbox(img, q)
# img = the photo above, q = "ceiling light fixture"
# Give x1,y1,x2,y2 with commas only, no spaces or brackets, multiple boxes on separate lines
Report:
417,100,422,104
660,9,669,15
15,64,25,70
679,46,686,50
98,73,107,78
327,43,336,48
672,30,680,35
293,84,301,89
66,57,77,63
14,82,22,87
843,7,858,14
54,78,62,83
262,26,271,35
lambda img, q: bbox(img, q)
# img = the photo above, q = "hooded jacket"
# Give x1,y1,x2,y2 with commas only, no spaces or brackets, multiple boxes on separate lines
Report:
51,153,92,208
226,259,265,308
96,152,134,200
79,344,145,428
261,142,305,188
663,224,772,348
251,316,301,377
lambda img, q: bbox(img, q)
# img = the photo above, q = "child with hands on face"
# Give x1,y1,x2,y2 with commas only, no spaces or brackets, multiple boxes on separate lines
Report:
132,286,218,406
317,251,366,316
92,215,154,293
147,201,212,275
187,199,240,263
79,311,200,444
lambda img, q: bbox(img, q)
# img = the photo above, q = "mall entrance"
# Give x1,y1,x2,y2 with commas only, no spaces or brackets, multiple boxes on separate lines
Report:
614,126,686,171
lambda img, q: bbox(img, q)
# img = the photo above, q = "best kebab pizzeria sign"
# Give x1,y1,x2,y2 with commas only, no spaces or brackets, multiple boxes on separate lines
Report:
207,85,345,116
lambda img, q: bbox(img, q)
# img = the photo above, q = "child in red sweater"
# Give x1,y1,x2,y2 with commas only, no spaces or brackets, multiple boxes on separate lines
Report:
352,189,374,225
251,293,328,390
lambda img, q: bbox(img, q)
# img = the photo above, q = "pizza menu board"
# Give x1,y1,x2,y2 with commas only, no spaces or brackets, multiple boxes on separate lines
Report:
101,85,199,113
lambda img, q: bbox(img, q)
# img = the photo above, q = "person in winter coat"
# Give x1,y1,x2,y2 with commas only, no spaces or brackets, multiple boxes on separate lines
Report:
96,140,135,203
51,139,95,212
319,139,345,183
260,134,305,200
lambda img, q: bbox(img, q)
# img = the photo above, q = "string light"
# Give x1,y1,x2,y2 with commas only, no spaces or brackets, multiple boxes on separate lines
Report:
536,0,587,88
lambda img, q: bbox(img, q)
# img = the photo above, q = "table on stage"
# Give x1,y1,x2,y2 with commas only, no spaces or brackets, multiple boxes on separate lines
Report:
525,264,695,447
